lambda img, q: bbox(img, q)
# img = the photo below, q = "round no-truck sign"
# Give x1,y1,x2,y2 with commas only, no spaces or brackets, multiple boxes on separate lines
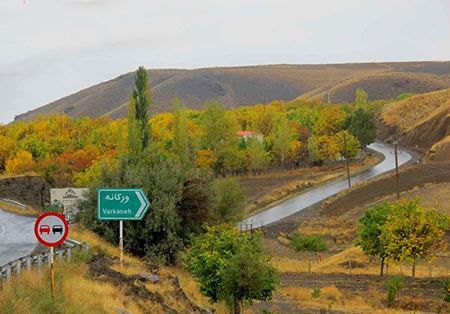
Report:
34,212,69,247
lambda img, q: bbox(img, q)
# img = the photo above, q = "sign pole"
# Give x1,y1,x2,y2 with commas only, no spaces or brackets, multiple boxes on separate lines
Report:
119,220,123,268
343,132,351,188
50,246,55,299
394,142,400,200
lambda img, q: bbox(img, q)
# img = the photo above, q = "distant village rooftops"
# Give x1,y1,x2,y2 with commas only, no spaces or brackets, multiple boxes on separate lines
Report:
236,131,264,142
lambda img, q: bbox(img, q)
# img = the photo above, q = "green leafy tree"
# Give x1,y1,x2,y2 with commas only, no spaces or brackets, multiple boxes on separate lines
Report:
355,202,390,276
200,101,238,173
247,138,267,174
272,118,294,165
127,97,144,164
335,130,360,159
290,233,327,264
355,89,368,108
172,98,192,161
380,198,450,278
79,152,213,264
201,101,237,153
185,224,279,314
441,279,450,303
222,249,279,313
131,66,151,148
349,107,377,148
386,275,405,306
307,136,319,165
212,177,245,223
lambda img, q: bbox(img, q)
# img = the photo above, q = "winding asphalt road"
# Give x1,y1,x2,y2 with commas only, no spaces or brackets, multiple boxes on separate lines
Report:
242,142,412,228
0,142,411,266
0,208,37,266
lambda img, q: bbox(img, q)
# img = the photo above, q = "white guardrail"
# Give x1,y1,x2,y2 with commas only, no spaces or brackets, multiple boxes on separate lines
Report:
0,239,89,289
0,198,29,211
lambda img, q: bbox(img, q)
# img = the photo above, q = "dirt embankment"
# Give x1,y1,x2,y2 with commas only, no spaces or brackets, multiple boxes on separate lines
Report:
320,161,450,218
378,88,450,162
88,254,211,314
0,175,50,209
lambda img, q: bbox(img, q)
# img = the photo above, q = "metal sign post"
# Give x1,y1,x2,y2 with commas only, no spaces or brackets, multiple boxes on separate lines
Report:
34,212,69,301
119,220,123,267
50,247,55,299
97,188,150,267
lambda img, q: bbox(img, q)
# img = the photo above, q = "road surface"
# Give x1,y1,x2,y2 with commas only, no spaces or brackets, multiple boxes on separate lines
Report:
242,142,412,227
0,208,37,266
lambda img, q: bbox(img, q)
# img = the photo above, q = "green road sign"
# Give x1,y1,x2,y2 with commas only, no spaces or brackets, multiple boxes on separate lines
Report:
98,188,150,220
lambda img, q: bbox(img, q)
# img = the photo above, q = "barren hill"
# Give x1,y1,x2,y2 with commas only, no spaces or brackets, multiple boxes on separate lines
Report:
13,61,450,122
297,71,450,103
379,88,450,162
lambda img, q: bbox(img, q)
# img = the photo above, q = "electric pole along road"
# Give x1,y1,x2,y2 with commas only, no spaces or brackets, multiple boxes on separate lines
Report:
241,142,412,228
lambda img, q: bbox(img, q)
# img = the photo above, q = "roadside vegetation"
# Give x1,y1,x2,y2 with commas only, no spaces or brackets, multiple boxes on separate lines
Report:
0,224,229,314
0,79,378,188
5,66,446,314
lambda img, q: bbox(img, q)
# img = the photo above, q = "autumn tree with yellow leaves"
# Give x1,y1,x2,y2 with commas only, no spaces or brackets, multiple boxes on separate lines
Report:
380,198,450,278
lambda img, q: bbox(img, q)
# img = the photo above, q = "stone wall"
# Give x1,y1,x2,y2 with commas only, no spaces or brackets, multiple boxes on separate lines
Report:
0,176,50,209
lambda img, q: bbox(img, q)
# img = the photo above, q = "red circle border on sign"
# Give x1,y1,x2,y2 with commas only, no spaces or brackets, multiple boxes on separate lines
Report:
34,212,69,247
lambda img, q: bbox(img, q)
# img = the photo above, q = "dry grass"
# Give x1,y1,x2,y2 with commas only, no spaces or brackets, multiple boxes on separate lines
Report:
0,199,39,216
297,218,357,238
0,224,227,314
0,262,144,314
276,246,449,278
425,134,450,162
277,285,383,313
380,89,450,133
300,71,449,104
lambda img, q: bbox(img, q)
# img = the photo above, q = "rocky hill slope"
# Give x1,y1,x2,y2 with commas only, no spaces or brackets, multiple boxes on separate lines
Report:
14,61,450,122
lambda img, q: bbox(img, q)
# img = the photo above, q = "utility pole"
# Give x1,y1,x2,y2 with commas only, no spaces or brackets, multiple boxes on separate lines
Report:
327,88,331,105
343,132,351,188
119,220,124,268
394,142,400,200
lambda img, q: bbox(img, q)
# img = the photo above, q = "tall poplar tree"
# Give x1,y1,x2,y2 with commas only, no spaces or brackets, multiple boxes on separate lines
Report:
131,66,151,149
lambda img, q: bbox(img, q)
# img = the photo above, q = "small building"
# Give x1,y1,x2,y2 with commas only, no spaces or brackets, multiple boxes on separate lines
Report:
236,131,264,142
50,188,88,221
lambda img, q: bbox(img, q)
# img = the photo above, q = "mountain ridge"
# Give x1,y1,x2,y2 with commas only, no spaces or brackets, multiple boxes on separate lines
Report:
13,61,450,122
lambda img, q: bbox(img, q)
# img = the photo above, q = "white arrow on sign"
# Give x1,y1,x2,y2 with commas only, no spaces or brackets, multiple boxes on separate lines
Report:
135,191,147,218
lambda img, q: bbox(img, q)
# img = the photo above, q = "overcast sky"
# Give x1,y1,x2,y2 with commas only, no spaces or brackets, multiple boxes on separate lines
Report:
1,0,449,124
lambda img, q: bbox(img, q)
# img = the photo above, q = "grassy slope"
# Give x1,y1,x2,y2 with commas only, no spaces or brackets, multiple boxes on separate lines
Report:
379,88,450,161
299,71,450,104
253,182,450,313
0,225,227,314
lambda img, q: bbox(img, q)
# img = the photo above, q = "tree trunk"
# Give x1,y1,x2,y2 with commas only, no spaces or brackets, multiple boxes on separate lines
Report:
412,259,416,279
315,252,320,264
380,257,385,277
233,299,241,314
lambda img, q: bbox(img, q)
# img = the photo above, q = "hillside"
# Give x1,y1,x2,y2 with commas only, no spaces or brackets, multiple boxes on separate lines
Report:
297,71,450,103
378,88,450,161
13,61,450,122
